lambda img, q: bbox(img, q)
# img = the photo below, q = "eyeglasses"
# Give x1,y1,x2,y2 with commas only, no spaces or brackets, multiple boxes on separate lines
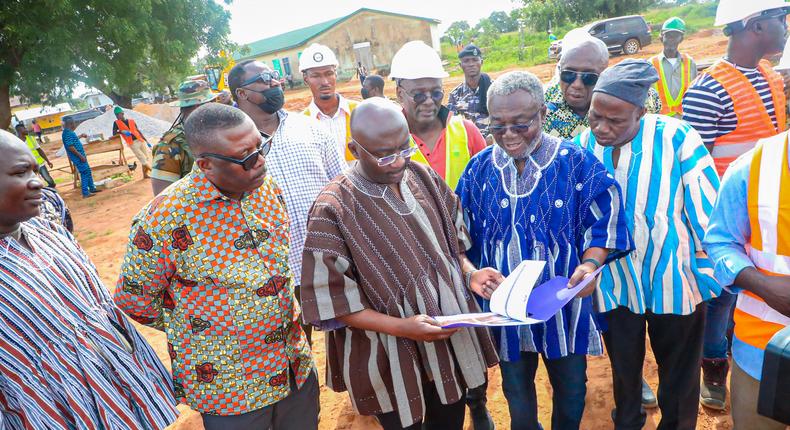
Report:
199,132,273,170
489,114,540,137
399,84,444,105
241,70,282,87
559,70,600,86
354,137,418,166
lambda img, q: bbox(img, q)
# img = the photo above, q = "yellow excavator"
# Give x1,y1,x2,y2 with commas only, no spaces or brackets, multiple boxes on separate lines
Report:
191,50,235,93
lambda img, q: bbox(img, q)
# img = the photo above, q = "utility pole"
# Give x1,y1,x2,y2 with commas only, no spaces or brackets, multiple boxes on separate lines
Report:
518,18,525,61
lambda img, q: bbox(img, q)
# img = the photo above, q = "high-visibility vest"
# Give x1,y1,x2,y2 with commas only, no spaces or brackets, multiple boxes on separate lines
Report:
303,99,359,162
410,115,470,190
650,54,692,117
25,135,44,165
707,59,787,177
114,119,144,146
735,132,790,373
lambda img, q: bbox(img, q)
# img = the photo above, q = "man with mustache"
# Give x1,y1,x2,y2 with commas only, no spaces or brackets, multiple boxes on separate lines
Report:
115,103,318,430
301,97,499,430
577,59,721,430
301,43,359,165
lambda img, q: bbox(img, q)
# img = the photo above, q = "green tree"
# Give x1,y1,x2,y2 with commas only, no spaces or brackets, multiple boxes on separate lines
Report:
0,0,232,129
488,11,518,33
444,21,471,48
521,0,658,30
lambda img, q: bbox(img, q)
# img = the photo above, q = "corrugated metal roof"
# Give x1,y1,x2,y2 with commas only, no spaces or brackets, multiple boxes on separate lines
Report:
13,103,72,122
234,8,439,60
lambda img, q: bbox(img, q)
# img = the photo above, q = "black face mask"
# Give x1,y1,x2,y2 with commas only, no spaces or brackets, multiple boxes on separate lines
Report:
361,88,370,99
249,87,284,114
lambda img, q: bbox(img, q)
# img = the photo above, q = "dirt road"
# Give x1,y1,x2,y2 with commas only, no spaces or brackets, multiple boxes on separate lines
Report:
54,29,734,429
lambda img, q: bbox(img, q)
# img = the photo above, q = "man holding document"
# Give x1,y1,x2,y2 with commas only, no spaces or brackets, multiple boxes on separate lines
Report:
300,98,500,430
456,71,633,430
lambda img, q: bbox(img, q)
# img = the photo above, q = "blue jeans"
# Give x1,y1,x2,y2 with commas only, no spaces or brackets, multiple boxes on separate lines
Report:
703,291,737,359
500,352,587,430
75,163,96,196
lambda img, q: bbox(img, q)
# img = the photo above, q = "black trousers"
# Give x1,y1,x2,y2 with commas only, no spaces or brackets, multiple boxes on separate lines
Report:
38,165,56,188
376,381,467,430
603,304,706,430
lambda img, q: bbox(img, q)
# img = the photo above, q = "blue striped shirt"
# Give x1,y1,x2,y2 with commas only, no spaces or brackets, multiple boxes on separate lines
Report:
0,218,177,429
682,61,778,147
576,114,722,315
457,135,633,360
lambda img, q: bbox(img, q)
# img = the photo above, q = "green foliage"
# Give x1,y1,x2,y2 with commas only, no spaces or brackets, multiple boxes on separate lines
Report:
0,0,233,128
642,2,717,35
521,0,661,31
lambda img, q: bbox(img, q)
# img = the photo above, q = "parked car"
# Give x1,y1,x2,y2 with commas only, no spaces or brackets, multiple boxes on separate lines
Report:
549,15,652,60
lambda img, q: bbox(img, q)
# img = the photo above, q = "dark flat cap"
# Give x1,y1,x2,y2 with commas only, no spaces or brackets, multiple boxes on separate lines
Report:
459,44,482,59
593,59,659,108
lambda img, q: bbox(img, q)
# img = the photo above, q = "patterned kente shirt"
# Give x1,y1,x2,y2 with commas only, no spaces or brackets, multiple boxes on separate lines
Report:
115,166,313,417
543,82,664,140
0,218,178,429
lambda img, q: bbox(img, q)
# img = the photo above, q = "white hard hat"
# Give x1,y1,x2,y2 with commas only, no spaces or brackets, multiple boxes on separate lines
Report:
776,38,790,70
715,0,789,26
389,41,448,80
299,43,338,72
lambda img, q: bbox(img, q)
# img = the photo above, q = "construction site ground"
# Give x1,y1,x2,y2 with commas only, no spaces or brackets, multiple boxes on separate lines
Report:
42,29,734,429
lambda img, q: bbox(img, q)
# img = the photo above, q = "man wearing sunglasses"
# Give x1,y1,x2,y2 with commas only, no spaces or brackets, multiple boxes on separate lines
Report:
228,59,344,343
301,97,499,430
300,43,359,165
116,103,318,430
543,33,663,141
390,41,487,192
457,70,632,430
648,17,697,118
683,0,789,411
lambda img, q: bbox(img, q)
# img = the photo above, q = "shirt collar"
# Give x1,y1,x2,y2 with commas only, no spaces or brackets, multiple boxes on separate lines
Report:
308,94,351,119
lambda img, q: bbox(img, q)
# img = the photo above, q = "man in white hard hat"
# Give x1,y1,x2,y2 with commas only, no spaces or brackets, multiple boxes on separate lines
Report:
300,43,359,165
682,0,789,412
390,40,487,192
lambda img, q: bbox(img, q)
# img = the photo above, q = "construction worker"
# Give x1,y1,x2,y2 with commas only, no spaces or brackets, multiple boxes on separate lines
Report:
390,40,487,191
15,122,55,188
389,40,491,430
703,130,790,430
150,80,217,195
300,43,358,164
650,17,697,117
112,106,153,178
682,0,789,411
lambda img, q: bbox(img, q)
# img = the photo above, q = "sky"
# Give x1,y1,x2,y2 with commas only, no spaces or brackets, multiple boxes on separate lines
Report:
227,0,520,45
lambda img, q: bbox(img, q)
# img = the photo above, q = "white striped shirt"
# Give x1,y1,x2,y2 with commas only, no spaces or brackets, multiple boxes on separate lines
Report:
576,114,722,314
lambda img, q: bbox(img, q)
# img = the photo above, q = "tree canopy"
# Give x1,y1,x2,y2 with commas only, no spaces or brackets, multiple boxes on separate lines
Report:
521,0,659,31
0,0,232,128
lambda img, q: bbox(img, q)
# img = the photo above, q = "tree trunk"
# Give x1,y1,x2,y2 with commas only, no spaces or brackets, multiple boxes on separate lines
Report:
0,83,12,130
108,91,133,108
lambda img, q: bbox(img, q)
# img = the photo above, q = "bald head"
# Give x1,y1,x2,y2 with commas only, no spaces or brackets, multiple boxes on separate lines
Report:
0,129,27,154
350,97,408,144
560,38,609,72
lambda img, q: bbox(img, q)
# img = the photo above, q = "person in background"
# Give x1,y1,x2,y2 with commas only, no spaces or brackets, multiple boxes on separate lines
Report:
61,116,101,198
150,80,217,195
301,43,359,164
390,40,487,191
15,122,55,188
649,17,697,117
577,59,720,430
458,70,632,430
31,118,42,140
115,103,318,430
703,126,790,430
0,129,197,429
447,44,492,137
361,74,385,99
682,0,789,410
112,106,153,178
356,61,368,84
301,98,499,430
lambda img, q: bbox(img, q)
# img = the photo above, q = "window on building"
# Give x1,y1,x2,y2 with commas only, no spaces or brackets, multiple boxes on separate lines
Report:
282,57,291,76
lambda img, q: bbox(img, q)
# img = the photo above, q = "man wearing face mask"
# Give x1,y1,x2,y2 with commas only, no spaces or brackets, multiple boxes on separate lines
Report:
228,60,344,342
391,40,487,191
301,43,359,164
361,74,385,99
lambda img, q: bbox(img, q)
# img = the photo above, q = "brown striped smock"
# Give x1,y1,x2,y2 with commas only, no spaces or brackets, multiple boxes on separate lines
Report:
300,162,498,427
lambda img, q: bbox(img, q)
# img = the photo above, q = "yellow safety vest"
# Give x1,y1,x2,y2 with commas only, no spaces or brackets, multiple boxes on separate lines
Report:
303,99,358,162
650,54,692,117
411,115,470,190
25,135,44,165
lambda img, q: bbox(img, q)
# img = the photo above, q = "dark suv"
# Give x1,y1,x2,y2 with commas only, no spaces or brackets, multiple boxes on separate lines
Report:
549,15,652,59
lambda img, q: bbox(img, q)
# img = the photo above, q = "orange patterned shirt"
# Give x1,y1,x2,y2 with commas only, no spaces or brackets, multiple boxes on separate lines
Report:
115,166,313,416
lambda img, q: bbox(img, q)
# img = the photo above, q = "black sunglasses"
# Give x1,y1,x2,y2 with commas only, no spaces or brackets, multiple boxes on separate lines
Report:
559,70,600,86
241,70,282,87
199,133,273,171
399,83,444,105
490,114,539,137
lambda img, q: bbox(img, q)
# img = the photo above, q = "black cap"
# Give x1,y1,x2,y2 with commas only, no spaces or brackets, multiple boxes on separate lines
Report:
458,44,482,59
